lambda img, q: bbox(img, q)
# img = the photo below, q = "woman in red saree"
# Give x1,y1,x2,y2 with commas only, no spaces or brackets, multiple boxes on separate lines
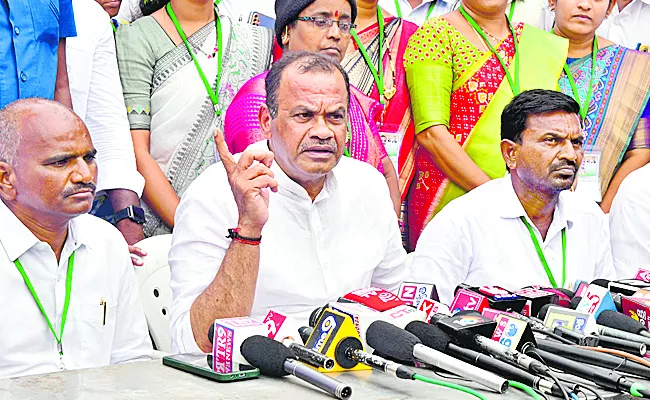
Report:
342,0,419,245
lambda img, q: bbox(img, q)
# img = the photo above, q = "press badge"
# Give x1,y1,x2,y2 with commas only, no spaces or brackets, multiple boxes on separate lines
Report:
575,151,602,202
380,131,402,172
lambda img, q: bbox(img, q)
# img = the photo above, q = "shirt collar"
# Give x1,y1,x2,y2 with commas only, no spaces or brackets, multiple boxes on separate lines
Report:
0,200,91,262
497,175,573,230
259,140,339,203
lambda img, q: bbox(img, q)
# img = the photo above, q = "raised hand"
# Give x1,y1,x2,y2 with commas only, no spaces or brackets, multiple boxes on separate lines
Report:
214,128,278,237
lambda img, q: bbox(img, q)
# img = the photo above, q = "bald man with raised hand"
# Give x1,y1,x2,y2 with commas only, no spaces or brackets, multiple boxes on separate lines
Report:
0,99,151,379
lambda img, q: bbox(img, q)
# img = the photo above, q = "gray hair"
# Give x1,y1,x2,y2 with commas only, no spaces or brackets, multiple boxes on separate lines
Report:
0,103,21,166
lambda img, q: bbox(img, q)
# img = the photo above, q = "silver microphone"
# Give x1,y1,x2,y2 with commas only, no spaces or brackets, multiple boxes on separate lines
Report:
283,359,352,399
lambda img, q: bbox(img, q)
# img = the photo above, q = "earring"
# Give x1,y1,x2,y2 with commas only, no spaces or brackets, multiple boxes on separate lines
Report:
282,26,290,44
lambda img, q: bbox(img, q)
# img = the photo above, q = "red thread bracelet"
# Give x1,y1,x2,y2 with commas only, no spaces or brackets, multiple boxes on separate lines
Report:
226,228,262,245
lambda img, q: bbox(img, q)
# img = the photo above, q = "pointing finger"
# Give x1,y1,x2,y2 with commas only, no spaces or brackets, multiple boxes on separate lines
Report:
214,128,236,174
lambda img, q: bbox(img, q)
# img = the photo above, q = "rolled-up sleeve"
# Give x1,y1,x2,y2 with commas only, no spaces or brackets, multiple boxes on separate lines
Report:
59,0,77,38
168,163,238,354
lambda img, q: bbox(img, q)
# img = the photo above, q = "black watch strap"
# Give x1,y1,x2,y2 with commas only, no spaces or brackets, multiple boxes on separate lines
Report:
111,205,145,225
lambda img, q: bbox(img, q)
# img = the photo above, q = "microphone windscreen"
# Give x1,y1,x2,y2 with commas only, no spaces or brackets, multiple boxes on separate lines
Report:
597,310,648,334
240,335,293,377
591,279,611,288
570,296,582,310
538,304,552,320
405,321,451,352
208,324,214,344
309,307,324,328
366,321,421,362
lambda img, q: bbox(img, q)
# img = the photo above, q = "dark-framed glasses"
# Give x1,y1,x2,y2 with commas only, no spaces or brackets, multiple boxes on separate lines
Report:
296,16,356,34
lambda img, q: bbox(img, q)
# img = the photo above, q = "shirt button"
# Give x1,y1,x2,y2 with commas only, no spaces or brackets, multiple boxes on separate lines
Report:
20,72,27,82
14,26,19,35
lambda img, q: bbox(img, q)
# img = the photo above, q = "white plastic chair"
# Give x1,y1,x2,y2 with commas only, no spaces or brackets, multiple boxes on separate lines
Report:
133,234,173,353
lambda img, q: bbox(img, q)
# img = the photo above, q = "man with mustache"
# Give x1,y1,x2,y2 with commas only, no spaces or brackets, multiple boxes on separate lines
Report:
0,99,152,378
168,52,407,353
410,90,616,304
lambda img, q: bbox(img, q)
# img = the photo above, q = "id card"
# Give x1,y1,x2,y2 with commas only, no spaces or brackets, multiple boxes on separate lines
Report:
380,131,403,172
575,151,602,202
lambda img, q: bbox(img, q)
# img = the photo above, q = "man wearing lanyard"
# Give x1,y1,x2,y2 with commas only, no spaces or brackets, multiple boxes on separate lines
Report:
378,0,458,25
0,99,152,379
410,90,616,304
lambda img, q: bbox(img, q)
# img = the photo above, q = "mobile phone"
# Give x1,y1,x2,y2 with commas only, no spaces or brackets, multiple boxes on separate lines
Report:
248,11,276,30
162,353,260,382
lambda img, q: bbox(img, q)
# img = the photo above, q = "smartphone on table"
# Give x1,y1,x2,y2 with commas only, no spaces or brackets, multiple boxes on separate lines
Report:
163,353,260,383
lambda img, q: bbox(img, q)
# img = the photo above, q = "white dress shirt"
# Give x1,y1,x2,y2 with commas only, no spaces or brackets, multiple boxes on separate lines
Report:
67,0,145,196
0,201,152,379
379,0,459,26
169,141,408,353
410,176,616,304
610,165,650,277
597,0,650,50
507,0,548,28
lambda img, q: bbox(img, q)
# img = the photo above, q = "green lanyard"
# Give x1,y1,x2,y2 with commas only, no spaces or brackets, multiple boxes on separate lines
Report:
459,5,520,96
167,2,224,116
350,8,386,104
520,217,566,288
508,1,516,21
562,36,598,121
344,122,352,157
14,252,75,357
392,0,437,20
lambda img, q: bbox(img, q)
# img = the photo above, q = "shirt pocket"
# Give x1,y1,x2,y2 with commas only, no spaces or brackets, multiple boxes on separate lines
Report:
29,0,61,44
80,301,117,368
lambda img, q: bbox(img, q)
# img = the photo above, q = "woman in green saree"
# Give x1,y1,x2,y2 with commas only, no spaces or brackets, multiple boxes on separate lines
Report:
402,0,568,250
552,0,650,212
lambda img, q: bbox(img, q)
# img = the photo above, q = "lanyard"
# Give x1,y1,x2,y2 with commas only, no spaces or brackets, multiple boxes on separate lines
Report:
167,2,224,116
393,0,437,20
459,5,520,96
520,217,566,288
350,8,386,104
562,36,598,121
14,252,75,357
508,1,516,21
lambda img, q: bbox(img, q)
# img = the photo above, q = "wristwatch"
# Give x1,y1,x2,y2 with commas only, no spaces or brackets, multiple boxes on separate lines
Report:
111,205,146,225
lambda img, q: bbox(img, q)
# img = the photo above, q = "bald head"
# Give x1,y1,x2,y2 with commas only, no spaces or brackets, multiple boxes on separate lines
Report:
0,98,83,167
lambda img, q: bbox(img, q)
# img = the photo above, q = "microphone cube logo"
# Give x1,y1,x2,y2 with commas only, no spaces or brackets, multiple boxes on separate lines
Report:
263,310,287,339
636,269,650,283
398,285,418,304
398,283,435,307
212,324,234,373
313,315,338,353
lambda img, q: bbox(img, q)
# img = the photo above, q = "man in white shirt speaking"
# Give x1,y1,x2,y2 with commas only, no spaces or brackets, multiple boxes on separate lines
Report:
0,99,152,379
169,52,407,354
410,89,616,304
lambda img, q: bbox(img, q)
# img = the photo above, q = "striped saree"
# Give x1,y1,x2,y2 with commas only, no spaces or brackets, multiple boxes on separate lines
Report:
403,18,568,250
559,45,650,197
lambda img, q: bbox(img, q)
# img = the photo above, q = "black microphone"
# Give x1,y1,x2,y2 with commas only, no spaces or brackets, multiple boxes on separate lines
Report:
597,310,650,337
553,325,647,356
365,321,509,393
240,336,352,399
536,339,650,379
522,343,650,397
406,321,564,396
298,326,313,345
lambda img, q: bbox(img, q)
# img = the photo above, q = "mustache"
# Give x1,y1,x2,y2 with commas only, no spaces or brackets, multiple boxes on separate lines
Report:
550,160,578,173
62,182,97,197
298,139,338,153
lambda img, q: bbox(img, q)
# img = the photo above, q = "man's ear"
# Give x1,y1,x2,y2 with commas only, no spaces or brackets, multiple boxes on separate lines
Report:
259,103,273,139
605,0,616,18
500,139,519,171
0,162,17,201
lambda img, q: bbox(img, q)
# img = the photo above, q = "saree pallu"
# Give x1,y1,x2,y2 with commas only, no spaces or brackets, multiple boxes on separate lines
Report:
559,45,650,196
403,19,568,250
224,73,387,173
144,18,272,237
342,17,419,199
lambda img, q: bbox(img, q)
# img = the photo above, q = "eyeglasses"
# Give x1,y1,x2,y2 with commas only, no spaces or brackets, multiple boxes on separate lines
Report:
296,16,356,34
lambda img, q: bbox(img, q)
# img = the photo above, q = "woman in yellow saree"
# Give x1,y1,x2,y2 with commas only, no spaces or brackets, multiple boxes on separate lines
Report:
402,0,569,250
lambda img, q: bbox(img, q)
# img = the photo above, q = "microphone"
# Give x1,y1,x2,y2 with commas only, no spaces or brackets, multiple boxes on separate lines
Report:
342,287,405,311
397,281,439,307
418,299,451,322
436,311,550,376
467,286,527,313
552,325,647,356
208,317,267,372
636,268,650,283
574,284,617,319
513,288,557,318
365,320,509,393
539,305,593,334
449,287,490,314
598,309,650,338
536,339,650,379
522,343,650,397
490,314,536,351
298,326,313,345
241,336,352,399
263,309,301,342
